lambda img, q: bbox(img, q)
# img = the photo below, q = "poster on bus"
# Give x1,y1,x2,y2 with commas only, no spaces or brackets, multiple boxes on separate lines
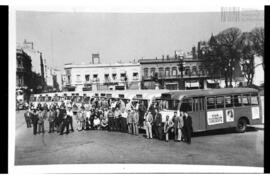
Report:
207,110,224,125
226,109,234,122
252,106,260,120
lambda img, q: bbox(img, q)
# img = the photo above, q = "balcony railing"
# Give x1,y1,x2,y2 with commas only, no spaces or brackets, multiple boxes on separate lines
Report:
142,72,209,80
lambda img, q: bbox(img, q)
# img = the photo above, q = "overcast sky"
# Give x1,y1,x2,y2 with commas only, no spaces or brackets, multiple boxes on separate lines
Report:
16,11,263,69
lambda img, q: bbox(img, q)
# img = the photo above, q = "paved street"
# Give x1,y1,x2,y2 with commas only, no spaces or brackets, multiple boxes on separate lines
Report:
15,110,263,167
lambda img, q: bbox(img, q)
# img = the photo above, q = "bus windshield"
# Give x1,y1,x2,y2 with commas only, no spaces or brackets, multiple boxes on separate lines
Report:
45,96,52,102
53,96,60,102
30,96,36,102
156,99,180,110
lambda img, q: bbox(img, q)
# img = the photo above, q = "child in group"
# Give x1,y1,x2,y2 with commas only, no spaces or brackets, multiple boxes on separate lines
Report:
93,115,101,130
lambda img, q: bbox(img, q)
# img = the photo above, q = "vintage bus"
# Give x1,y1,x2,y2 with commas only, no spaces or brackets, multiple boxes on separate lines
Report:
132,90,170,109
157,88,262,133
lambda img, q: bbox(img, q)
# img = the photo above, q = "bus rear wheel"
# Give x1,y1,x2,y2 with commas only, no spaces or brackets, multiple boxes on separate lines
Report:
236,118,247,133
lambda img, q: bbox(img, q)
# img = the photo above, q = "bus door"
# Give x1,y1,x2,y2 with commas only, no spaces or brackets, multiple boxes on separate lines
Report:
180,97,205,132
192,97,206,131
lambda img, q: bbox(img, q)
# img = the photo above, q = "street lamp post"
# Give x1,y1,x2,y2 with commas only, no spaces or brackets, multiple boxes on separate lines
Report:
177,55,184,90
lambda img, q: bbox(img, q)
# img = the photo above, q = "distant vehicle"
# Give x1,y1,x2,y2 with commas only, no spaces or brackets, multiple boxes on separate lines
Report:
157,88,263,133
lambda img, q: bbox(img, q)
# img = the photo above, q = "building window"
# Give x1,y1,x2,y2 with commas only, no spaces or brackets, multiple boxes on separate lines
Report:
158,67,164,77
112,73,117,80
185,66,191,76
93,74,98,82
104,74,109,82
165,67,170,77
133,72,139,80
251,93,259,105
172,67,177,76
192,66,198,76
76,74,81,82
150,68,156,77
120,73,126,81
67,75,71,84
144,68,149,78
85,74,90,82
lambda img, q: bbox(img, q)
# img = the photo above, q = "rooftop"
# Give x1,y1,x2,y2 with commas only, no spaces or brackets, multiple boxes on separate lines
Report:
161,88,258,100
64,62,140,69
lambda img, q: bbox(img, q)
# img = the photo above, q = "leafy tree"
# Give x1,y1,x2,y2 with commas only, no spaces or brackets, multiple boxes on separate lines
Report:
238,32,256,85
251,27,264,70
215,27,242,87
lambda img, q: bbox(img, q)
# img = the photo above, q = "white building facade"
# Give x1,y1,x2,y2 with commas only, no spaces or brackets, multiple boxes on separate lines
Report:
64,63,141,91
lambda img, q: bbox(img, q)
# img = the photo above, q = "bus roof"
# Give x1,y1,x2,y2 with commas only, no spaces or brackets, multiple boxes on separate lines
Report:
161,88,258,100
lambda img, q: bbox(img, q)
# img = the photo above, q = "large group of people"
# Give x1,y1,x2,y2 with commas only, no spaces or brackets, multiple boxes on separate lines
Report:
24,97,193,144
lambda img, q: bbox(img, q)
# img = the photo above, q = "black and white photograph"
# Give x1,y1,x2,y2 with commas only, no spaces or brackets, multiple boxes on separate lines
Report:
11,1,266,173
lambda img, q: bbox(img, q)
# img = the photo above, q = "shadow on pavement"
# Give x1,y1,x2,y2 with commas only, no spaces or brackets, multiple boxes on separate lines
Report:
192,127,258,138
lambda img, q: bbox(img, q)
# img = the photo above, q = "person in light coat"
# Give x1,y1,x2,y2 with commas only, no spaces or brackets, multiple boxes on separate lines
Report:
164,115,174,142
144,111,153,139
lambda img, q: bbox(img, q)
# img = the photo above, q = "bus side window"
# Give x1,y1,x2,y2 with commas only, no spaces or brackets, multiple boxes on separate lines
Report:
225,96,233,108
180,98,192,112
242,94,251,106
200,97,205,110
193,98,200,111
233,95,242,107
216,96,224,108
250,93,259,105
207,97,215,109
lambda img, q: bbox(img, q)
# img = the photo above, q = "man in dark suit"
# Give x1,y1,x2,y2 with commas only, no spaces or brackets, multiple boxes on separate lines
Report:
153,108,163,140
60,109,69,135
138,101,146,127
31,108,39,135
183,111,193,144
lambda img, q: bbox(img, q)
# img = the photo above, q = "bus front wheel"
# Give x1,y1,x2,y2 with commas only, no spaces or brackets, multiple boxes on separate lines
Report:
236,118,247,133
